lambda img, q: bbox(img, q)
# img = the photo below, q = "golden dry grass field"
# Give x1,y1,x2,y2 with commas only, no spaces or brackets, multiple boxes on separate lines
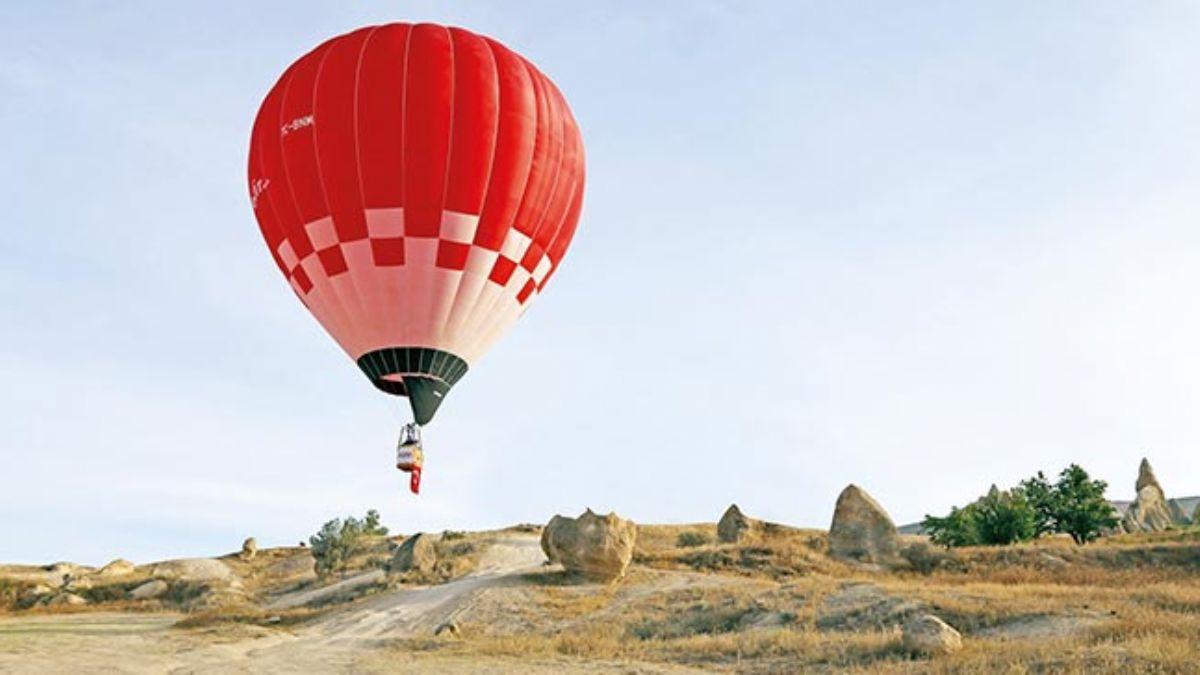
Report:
1,524,1198,673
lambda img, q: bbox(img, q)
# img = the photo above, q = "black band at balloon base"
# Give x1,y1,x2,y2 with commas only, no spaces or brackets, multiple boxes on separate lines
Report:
356,347,469,425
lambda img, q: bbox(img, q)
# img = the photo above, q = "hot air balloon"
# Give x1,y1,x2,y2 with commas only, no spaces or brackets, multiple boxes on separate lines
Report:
247,23,584,493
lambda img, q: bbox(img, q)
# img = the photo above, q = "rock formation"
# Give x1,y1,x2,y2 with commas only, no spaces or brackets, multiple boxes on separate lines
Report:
128,579,168,601
1136,457,1160,493
95,559,135,578
240,538,258,561
148,558,237,583
541,509,637,582
389,533,438,575
717,504,760,543
1121,458,1175,533
828,484,900,565
902,614,963,656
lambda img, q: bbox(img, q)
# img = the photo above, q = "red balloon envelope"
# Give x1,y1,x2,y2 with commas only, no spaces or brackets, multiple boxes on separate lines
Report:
248,23,584,425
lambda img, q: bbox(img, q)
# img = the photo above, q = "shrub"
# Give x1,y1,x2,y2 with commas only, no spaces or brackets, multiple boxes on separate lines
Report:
923,487,1036,547
362,509,389,536
974,486,1037,545
676,531,712,548
923,505,981,548
309,509,389,578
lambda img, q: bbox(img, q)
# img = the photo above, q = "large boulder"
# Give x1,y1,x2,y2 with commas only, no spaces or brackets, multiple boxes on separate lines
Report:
128,579,169,601
1122,458,1175,533
148,558,239,585
94,559,136,578
389,533,438,575
240,538,258,561
717,504,760,543
902,614,963,656
828,485,900,565
541,509,637,582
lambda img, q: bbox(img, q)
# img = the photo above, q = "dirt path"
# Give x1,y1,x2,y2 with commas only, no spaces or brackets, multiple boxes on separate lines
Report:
0,535,558,673
307,534,546,641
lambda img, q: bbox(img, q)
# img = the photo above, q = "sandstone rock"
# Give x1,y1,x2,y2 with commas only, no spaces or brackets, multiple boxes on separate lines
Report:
434,621,460,637
44,592,87,607
1121,459,1174,533
95,559,136,578
128,579,169,601
389,533,438,575
541,509,637,582
902,614,963,656
717,504,759,543
148,558,239,585
1136,457,1160,493
240,538,258,561
828,485,900,564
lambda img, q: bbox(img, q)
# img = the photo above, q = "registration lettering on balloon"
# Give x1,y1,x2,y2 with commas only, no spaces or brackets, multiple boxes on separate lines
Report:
280,114,314,136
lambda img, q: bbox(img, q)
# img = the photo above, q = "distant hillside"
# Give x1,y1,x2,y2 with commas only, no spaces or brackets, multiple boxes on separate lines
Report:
898,495,1200,535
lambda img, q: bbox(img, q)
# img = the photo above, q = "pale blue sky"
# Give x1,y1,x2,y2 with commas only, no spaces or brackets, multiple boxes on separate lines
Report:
3,2,1199,564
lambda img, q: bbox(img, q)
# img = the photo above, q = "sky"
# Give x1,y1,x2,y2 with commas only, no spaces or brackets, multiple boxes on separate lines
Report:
3,2,1200,564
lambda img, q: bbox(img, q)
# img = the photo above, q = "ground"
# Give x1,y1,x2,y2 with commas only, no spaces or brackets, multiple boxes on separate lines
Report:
1,525,1198,673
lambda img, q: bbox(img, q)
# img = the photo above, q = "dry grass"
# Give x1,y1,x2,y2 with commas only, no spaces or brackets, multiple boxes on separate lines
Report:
635,523,845,581
382,527,1200,672
4,526,1199,672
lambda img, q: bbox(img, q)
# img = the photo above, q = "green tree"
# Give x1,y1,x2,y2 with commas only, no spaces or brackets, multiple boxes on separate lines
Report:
308,509,389,577
1051,464,1117,545
1018,471,1058,537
